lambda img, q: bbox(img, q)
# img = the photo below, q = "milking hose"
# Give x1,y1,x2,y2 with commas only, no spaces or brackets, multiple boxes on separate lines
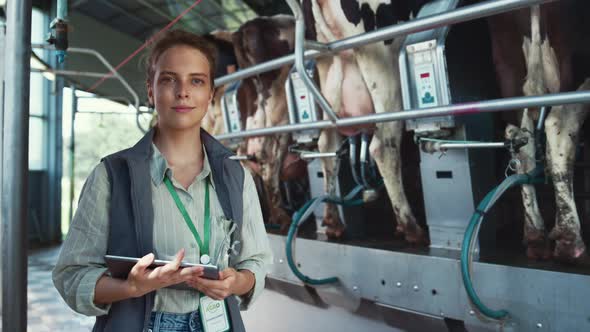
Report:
286,182,379,285
461,167,544,321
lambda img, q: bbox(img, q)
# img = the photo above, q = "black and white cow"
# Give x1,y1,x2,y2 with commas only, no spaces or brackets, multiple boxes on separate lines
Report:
302,0,429,243
489,1,590,262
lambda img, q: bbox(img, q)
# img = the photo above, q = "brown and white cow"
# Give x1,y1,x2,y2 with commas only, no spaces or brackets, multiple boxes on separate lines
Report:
232,15,309,231
200,31,274,222
200,30,241,135
489,2,590,262
302,0,428,243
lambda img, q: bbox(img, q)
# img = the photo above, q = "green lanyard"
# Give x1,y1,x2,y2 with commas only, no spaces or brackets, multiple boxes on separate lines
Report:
164,176,210,256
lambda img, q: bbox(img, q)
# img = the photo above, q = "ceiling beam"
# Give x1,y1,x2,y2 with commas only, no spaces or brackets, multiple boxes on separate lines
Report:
177,0,223,31
136,0,198,33
98,0,152,28
206,0,242,25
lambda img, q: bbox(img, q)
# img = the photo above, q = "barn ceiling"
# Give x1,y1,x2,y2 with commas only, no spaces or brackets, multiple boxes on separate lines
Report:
67,0,289,41
25,0,293,105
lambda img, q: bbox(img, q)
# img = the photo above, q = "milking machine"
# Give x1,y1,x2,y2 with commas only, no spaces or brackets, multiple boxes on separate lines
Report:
212,0,590,330
285,59,374,237
399,0,494,253
282,55,391,284
399,0,567,325
220,80,244,152
400,0,517,321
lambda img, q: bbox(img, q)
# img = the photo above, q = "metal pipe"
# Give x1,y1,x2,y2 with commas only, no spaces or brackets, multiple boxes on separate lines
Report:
68,87,77,228
31,68,113,79
304,40,330,52
331,0,553,53
300,152,338,159
228,155,254,161
360,132,374,189
31,43,154,132
215,90,590,140
31,44,140,114
214,0,553,87
76,95,132,105
215,51,316,87
537,106,547,131
57,0,68,20
76,111,138,115
349,135,363,187
2,0,32,330
68,47,140,112
286,0,339,122
439,142,505,149
0,25,5,301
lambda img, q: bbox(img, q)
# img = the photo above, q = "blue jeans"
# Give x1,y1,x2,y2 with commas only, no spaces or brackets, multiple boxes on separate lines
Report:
146,311,203,332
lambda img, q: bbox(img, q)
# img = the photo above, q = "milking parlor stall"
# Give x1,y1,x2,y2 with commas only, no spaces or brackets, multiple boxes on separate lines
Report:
3,0,590,331
210,0,590,331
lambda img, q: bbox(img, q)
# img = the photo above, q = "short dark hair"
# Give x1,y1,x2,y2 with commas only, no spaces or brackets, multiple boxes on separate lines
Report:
145,29,217,89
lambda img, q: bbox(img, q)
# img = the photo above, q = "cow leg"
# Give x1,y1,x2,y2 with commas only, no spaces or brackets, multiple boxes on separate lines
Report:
318,128,345,238
487,12,528,127
355,41,427,245
510,6,553,259
546,79,590,262
506,115,550,259
317,55,346,239
260,133,292,232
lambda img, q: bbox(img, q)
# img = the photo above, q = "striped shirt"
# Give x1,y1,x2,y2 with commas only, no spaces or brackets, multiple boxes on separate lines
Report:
52,144,272,315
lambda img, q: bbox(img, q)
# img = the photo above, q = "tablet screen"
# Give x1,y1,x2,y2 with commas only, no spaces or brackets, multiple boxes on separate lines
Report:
104,255,220,280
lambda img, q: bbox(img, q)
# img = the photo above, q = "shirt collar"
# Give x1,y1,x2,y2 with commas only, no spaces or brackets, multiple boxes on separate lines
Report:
150,143,215,189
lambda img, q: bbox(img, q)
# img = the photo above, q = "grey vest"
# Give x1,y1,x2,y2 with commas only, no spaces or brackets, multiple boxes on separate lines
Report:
94,128,246,332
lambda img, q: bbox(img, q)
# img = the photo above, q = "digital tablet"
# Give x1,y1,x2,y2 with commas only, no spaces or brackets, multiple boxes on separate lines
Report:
104,255,220,280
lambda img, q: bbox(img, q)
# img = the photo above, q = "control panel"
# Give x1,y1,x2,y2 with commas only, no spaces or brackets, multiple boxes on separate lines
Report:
221,81,242,134
399,0,460,134
286,60,320,143
414,62,438,108
290,71,315,124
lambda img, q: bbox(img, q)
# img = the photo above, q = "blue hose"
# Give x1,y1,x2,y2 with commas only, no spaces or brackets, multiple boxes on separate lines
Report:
460,168,544,320
460,187,507,319
285,184,368,285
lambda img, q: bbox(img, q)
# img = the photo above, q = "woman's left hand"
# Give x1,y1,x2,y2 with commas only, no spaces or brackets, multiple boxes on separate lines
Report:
186,268,254,300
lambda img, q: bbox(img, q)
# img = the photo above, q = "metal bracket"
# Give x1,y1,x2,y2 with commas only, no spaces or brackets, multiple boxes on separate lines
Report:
31,43,148,133
286,0,339,123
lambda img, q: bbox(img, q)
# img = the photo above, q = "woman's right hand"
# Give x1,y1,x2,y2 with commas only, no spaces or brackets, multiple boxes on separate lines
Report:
125,249,200,298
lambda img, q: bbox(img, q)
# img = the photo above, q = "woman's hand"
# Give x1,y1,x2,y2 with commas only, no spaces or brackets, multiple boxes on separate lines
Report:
125,249,203,298
186,268,255,300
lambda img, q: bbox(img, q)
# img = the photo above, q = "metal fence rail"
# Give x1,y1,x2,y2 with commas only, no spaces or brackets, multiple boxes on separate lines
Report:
214,0,554,87
31,44,140,113
215,91,590,140
213,0,569,142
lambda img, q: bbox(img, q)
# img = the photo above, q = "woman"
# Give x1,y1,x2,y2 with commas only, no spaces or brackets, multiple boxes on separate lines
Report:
53,30,272,332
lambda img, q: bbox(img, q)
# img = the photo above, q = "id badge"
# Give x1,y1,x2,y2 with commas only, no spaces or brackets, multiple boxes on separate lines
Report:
199,295,230,332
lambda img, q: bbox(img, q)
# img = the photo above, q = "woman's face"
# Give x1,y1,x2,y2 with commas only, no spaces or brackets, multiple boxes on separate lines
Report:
148,45,213,131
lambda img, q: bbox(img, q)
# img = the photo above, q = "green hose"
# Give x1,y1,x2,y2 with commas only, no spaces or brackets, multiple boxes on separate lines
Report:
285,183,370,285
460,168,544,320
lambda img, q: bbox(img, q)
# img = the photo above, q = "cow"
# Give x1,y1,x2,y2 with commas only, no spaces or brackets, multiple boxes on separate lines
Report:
302,0,429,243
232,15,310,231
488,1,590,262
